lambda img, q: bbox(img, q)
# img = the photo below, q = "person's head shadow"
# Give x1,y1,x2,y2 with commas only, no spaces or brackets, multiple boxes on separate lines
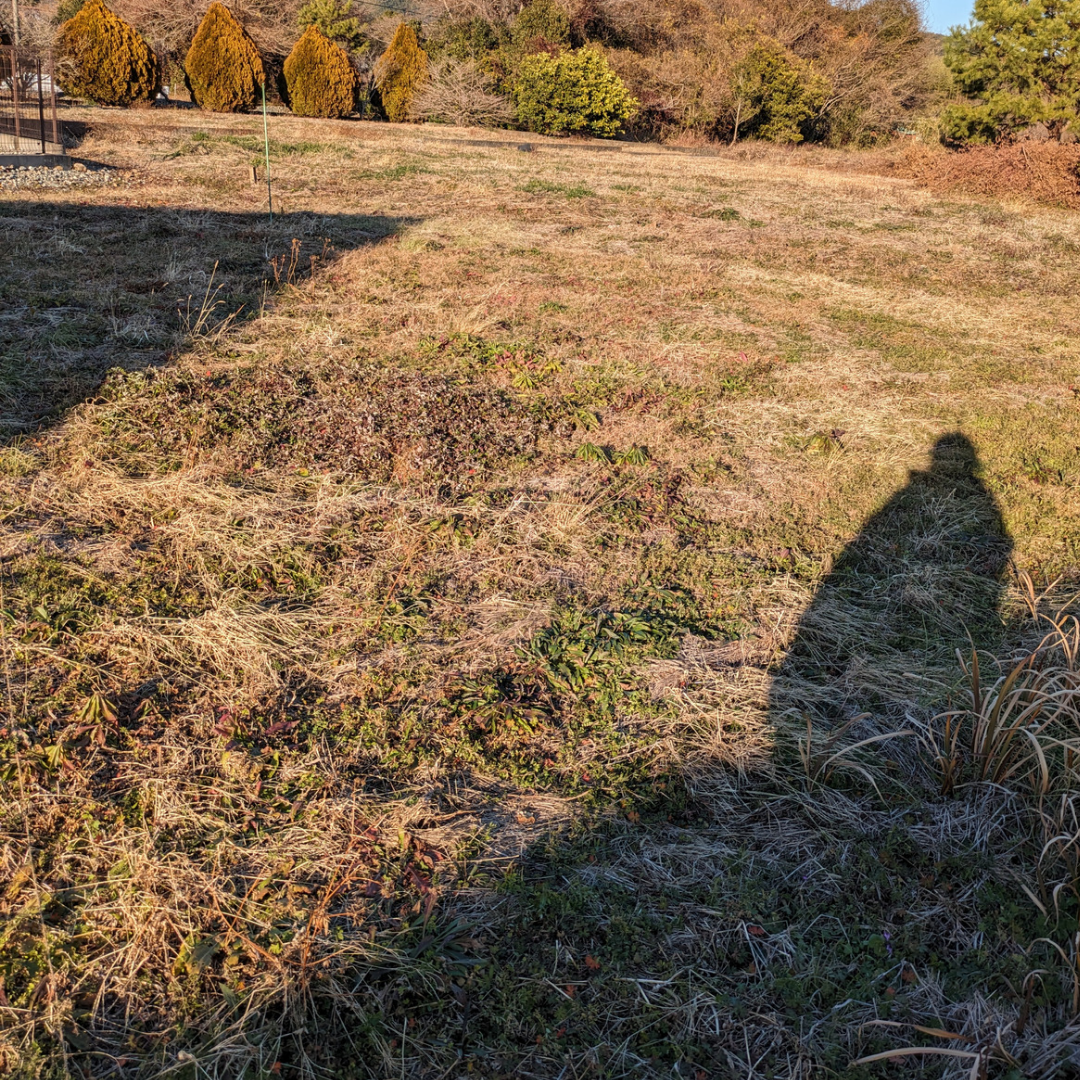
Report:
0,198,418,437
770,432,1013,731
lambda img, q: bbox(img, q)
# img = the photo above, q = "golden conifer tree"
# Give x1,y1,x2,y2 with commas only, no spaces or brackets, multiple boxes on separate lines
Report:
284,26,357,118
184,2,266,113
56,0,159,107
374,22,429,123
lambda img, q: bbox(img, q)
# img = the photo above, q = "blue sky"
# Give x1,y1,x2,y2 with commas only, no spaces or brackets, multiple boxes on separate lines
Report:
924,0,975,34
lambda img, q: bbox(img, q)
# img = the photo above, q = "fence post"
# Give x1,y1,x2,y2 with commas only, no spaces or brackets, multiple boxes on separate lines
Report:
36,58,46,155
11,47,21,153
49,50,60,150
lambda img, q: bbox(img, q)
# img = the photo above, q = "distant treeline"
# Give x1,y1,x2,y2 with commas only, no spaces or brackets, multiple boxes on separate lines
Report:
14,0,1069,148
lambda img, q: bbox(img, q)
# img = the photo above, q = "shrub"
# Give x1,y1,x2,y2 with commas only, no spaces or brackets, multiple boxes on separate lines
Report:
284,26,357,118
297,0,365,53
942,0,1080,144
514,47,637,137
410,58,514,126
424,15,505,64
184,2,266,113
732,40,830,144
54,0,86,22
512,0,571,52
55,0,159,107
374,21,429,123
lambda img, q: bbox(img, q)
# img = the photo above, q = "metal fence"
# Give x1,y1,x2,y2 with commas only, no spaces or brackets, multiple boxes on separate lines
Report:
0,46,62,157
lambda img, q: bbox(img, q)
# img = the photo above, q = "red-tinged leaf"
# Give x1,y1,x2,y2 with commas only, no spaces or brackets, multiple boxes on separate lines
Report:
361,881,382,897
407,865,431,894
584,954,600,972
264,720,298,738
747,925,766,937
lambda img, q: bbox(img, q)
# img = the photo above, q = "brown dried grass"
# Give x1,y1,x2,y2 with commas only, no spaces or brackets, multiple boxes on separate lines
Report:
2,106,1080,1078
896,140,1080,210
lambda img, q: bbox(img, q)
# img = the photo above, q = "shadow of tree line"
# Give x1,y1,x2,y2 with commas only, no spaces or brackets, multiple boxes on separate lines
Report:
0,198,416,436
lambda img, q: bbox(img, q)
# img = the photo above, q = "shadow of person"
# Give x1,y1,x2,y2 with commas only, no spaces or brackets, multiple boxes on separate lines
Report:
769,432,1013,731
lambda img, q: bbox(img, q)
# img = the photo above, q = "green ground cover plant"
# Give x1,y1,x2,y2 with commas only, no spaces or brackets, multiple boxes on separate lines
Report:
0,109,1079,1078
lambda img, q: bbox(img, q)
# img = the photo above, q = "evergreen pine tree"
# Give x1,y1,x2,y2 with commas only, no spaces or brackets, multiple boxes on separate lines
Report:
297,0,365,53
943,0,1080,142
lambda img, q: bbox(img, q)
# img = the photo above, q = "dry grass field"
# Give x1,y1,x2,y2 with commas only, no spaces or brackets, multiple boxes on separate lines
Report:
2,109,1080,1079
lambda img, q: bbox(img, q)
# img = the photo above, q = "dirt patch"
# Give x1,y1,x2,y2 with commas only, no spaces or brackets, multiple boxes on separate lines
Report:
894,141,1080,209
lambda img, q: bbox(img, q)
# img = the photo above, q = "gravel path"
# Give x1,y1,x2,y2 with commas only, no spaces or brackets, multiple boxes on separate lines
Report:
0,163,123,191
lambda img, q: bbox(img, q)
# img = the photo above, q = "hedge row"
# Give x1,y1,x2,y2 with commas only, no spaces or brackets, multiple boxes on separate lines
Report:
56,0,637,137
57,0,360,119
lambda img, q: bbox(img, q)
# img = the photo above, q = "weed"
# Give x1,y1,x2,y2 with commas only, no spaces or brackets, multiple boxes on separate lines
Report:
919,586,1080,797
519,179,596,198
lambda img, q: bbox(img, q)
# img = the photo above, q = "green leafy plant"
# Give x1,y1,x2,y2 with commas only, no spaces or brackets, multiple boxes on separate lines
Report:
576,441,610,463
511,0,571,51
374,21,430,122
611,444,650,466
184,2,266,113
513,47,637,138
731,39,830,144
56,0,159,107
284,26,357,118
297,0,366,53
942,0,1080,143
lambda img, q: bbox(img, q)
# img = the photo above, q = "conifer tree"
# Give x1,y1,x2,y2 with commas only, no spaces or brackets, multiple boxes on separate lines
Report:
56,0,159,107
185,2,266,113
284,25,357,118
374,22,429,122
943,0,1080,142
297,0,365,53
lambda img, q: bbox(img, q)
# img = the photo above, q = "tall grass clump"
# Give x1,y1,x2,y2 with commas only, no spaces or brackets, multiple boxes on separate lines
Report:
920,574,1080,798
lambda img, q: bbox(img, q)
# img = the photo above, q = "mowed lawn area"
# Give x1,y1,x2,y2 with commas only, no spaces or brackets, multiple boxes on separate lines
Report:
2,110,1080,1078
